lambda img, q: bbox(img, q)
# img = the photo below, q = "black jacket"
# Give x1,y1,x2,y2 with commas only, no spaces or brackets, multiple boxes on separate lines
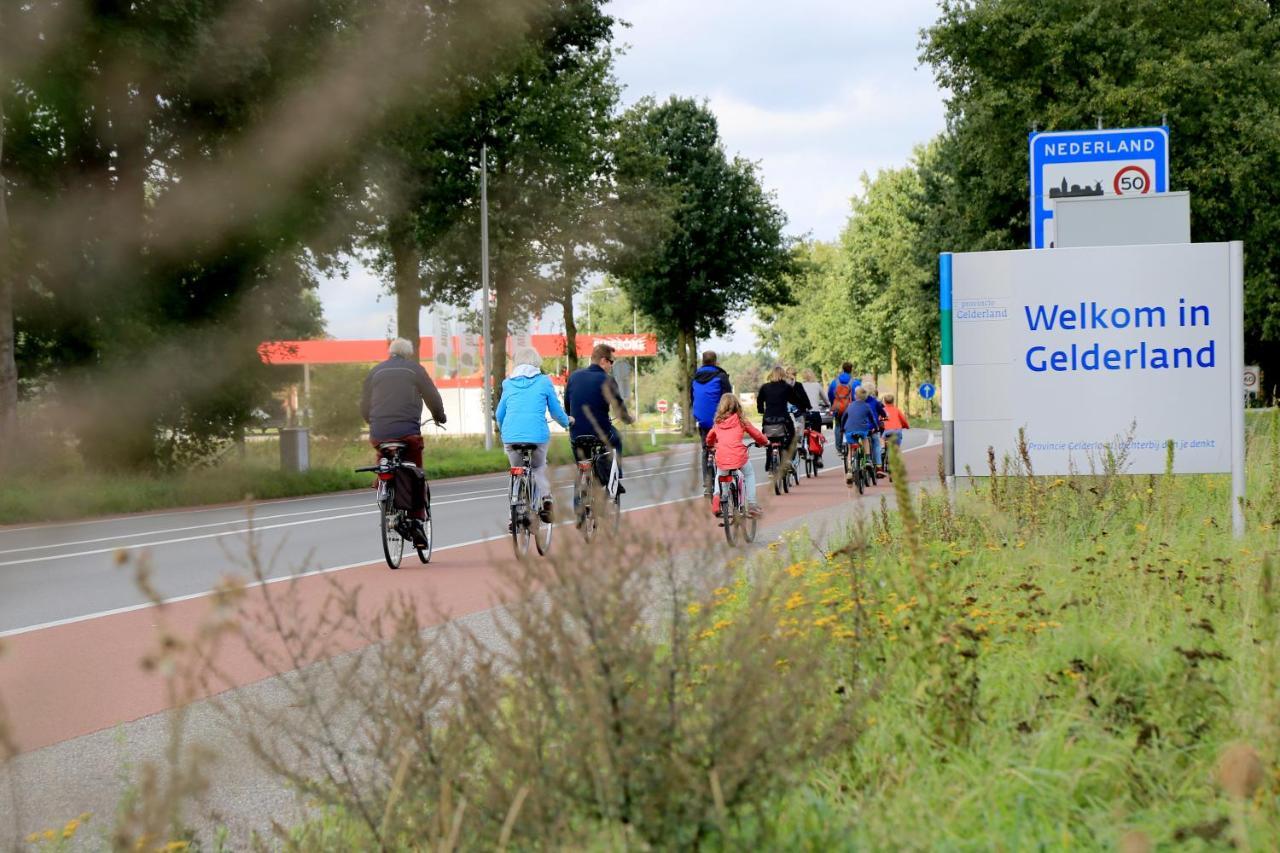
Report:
756,379,811,421
361,356,446,440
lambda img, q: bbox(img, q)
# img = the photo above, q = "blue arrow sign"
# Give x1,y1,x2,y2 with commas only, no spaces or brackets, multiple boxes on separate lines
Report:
918,382,936,400
1028,126,1170,249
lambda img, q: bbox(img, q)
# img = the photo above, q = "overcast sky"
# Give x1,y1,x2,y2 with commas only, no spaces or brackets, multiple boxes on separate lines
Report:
316,0,949,350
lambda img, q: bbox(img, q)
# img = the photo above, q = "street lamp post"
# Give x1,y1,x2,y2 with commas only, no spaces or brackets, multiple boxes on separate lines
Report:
480,144,493,451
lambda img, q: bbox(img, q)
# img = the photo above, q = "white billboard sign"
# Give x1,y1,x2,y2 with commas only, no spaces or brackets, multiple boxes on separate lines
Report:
944,242,1244,515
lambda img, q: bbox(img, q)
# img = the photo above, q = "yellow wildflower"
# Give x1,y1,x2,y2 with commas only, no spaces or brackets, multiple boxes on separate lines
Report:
784,592,806,611
785,562,806,578
686,603,701,617
1134,523,1147,533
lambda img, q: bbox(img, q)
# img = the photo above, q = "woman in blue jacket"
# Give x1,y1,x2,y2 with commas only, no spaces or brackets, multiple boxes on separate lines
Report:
496,346,571,521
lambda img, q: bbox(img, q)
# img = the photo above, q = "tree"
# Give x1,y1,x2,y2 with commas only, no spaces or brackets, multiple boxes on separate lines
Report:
922,0,1280,389
613,97,795,433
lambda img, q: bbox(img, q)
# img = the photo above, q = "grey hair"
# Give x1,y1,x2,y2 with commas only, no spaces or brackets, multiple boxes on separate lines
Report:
855,385,869,400
389,338,414,358
863,384,877,396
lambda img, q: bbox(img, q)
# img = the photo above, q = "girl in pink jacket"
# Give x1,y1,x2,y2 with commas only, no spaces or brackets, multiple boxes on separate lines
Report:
704,393,767,515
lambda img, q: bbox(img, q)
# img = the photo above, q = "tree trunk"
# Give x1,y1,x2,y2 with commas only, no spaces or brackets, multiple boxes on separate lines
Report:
561,287,579,371
676,328,693,436
391,227,421,357
489,282,511,410
0,89,17,470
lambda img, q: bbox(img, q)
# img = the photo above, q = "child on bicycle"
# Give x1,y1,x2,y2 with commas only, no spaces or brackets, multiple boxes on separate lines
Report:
705,393,768,517
841,385,879,486
881,393,910,455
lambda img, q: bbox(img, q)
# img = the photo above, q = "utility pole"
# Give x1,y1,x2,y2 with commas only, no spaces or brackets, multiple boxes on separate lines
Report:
480,144,494,450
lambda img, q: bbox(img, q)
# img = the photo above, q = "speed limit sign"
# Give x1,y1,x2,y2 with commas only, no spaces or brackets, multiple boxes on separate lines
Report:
1113,164,1152,195
1244,365,1260,397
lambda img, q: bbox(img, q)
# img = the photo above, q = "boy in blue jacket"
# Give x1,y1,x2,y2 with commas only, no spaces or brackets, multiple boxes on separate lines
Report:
840,385,879,486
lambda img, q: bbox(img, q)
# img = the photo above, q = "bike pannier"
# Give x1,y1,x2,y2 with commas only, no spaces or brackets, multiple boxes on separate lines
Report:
393,466,426,512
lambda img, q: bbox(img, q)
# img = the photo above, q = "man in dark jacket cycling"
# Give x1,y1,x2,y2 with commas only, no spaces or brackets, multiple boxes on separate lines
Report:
361,338,447,543
565,343,635,481
690,351,733,441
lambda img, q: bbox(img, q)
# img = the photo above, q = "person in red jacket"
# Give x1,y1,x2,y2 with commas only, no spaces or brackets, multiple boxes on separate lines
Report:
705,393,768,517
881,393,910,453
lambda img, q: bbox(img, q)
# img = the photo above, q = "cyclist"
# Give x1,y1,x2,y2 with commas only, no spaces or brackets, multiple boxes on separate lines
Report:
361,337,447,545
757,365,810,471
841,385,879,487
690,351,733,493
705,393,768,517
863,383,889,478
496,346,571,523
881,392,910,462
564,342,635,494
827,362,860,454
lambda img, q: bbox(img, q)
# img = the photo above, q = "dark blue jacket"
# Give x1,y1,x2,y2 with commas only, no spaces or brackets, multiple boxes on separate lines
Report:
867,395,887,426
565,364,630,446
841,399,879,439
826,372,861,404
690,366,733,429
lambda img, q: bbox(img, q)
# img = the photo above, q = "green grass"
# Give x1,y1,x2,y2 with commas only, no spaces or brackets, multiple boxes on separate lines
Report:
733,409,1280,849
0,430,693,525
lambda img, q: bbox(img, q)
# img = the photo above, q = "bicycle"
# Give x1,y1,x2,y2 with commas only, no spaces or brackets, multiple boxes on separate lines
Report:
881,430,898,483
573,435,620,541
801,426,825,478
842,434,874,495
508,443,553,557
699,429,716,499
717,466,758,545
763,422,791,496
355,440,432,569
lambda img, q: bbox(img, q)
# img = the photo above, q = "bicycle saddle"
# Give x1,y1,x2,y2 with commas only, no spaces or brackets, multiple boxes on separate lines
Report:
508,442,540,451
378,441,407,450
572,435,606,448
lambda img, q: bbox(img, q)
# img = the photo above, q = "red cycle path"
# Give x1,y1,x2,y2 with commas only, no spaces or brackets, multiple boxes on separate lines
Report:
0,444,939,754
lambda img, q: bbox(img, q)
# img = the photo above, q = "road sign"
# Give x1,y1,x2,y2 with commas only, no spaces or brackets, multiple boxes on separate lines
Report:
1029,127,1170,249
1244,364,1260,397
656,398,669,413
918,382,936,400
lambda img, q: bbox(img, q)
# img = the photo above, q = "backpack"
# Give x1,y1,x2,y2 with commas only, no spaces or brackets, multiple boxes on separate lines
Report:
831,381,853,416
806,429,826,455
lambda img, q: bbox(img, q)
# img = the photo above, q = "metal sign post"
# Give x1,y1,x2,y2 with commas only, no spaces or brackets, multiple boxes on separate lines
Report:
480,143,494,451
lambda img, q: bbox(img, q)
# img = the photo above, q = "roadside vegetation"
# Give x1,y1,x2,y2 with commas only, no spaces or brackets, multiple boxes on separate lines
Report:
7,413,1274,849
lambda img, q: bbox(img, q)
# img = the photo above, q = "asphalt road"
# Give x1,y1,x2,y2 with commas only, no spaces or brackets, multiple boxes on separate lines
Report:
0,430,932,636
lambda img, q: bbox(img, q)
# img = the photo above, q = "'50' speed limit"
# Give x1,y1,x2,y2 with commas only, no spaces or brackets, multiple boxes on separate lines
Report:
1113,165,1152,195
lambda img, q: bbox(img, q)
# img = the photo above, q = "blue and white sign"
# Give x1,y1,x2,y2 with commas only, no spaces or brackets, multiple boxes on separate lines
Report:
918,382,936,400
1029,127,1170,249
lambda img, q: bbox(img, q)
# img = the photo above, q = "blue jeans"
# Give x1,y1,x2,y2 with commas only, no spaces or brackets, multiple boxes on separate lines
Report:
883,429,903,449
870,431,883,467
718,464,759,507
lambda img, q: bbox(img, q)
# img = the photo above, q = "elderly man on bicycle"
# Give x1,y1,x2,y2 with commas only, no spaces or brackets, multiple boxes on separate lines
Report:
361,338,447,544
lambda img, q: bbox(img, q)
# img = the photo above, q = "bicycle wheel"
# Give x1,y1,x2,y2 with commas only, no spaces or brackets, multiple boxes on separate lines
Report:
853,453,865,495
417,512,433,563
511,476,532,557
743,502,758,543
576,471,597,542
721,483,738,545
380,500,404,569
781,457,791,494
772,448,783,495
805,454,815,478
534,509,553,556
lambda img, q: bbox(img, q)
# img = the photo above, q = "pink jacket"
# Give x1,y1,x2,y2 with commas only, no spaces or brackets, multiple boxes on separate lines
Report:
705,413,767,471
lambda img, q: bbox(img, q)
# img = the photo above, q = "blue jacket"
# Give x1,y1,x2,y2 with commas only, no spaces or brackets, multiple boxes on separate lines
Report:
826,372,861,404
496,367,569,444
867,394,887,425
565,364,628,446
841,399,879,439
690,365,733,429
